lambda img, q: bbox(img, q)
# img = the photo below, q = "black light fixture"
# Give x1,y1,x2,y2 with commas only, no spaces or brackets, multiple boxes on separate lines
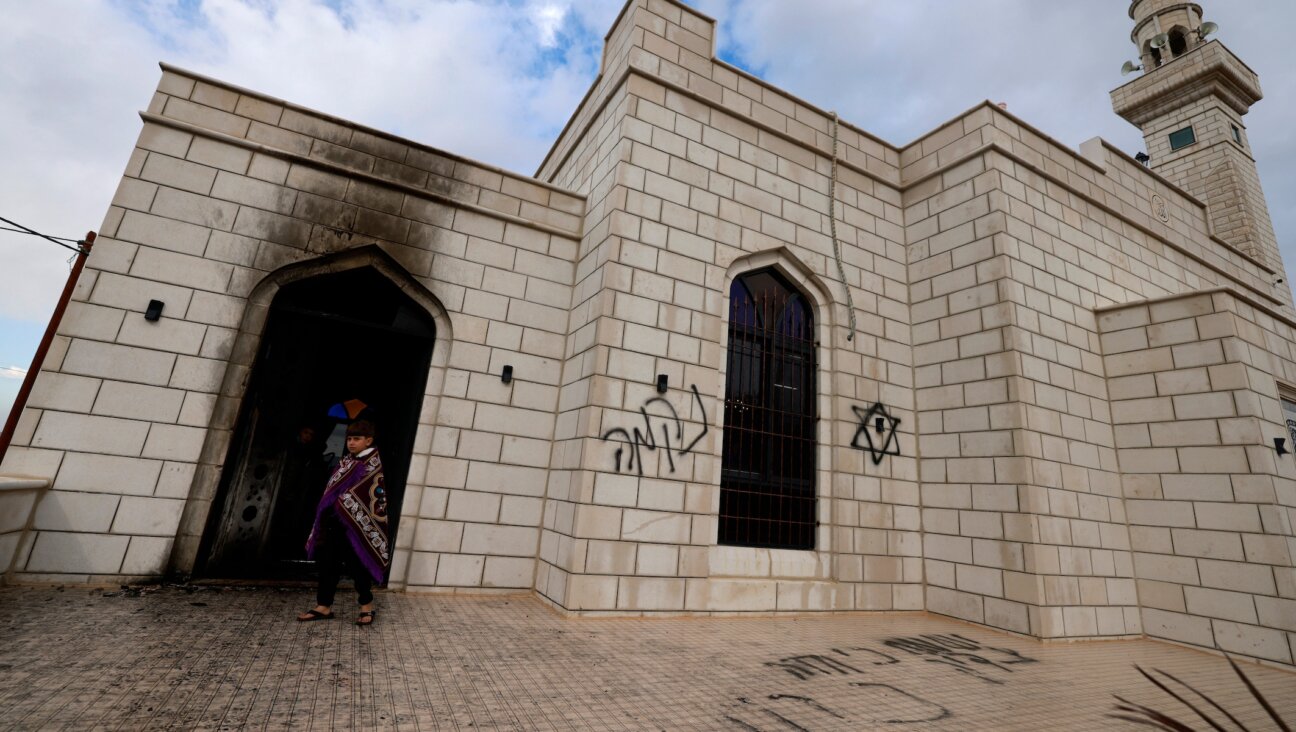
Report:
501,365,513,384
656,374,668,393
1135,152,1151,166
144,299,165,322
1275,437,1289,456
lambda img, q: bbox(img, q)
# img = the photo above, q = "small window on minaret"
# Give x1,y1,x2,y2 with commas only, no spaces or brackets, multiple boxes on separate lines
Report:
1169,29,1188,57
1232,125,1243,145
1169,126,1197,151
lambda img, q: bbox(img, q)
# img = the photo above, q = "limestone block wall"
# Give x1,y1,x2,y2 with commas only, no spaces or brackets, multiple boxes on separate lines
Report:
0,478,47,582
905,96,1294,650
1099,290,1296,665
906,109,1147,641
0,67,585,589
536,85,639,609
536,0,921,614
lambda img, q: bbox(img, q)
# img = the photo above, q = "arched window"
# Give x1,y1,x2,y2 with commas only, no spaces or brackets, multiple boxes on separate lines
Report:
719,268,817,550
1168,28,1189,56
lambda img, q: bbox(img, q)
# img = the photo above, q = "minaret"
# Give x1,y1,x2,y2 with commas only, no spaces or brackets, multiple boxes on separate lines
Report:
1112,0,1283,275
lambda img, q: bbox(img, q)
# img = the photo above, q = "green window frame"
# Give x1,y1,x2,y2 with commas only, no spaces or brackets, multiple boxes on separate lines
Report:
1169,126,1196,151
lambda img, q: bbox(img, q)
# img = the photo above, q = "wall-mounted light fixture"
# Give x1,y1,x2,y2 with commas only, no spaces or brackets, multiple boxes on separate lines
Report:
1275,437,1289,456
656,374,668,393
144,299,165,322
501,365,513,384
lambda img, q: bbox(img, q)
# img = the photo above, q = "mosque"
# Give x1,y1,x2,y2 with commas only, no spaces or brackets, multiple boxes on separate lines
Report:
1,0,1292,667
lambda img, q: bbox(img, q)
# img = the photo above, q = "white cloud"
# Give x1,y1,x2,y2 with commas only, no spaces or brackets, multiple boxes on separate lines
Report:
0,366,27,380
2,0,1294,333
530,2,569,48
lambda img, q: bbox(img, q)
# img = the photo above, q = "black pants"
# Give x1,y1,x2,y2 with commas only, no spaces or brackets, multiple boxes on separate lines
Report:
315,519,374,607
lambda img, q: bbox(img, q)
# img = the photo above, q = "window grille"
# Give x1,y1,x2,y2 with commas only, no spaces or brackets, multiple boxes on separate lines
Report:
719,269,817,550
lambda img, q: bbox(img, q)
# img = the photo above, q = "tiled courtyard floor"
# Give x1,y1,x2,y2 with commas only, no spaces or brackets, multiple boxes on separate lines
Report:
0,585,1292,730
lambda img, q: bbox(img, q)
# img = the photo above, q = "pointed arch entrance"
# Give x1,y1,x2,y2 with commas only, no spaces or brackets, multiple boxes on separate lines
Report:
197,258,438,581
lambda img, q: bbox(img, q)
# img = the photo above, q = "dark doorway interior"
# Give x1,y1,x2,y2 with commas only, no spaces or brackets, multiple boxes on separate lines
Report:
199,267,435,581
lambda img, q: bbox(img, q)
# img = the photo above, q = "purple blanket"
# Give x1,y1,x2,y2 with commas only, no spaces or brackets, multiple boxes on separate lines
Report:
306,449,390,583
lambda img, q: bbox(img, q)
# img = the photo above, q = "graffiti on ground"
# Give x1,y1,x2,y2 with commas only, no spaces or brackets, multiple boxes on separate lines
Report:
723,633,1040,729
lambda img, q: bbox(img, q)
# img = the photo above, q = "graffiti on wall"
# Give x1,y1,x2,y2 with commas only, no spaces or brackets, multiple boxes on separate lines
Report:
851,402,901,465
600,385,709,476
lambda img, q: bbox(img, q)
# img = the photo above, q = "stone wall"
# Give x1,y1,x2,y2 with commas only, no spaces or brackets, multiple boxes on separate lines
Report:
0,67,584,590
1099,290,1295,665
906,97,1292,655
537,0,921,614
0,477,47,582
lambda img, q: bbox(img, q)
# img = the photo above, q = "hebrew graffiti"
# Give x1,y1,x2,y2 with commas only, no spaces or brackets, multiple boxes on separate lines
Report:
741,633,1038,727
722,688,950,730
765,648,898,680
847,683,952,724
882,633,1038,685
765,654,864,680
722,694,845,731
851,402,901,465
601,384,709,476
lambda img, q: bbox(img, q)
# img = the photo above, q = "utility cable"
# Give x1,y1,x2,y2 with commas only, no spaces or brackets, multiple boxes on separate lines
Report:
828,112,858,342
0,216,87,254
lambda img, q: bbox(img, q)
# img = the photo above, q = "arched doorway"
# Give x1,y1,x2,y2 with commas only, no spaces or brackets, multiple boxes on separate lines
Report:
198,266,435,581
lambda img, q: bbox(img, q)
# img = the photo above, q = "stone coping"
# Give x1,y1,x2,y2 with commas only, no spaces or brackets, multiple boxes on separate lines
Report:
1096,284,1296,331
138,111,583,240
156,63,586,201
0,475,49,492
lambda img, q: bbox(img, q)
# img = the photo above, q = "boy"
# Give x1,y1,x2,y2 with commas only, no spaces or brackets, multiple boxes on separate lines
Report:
296,419,390,625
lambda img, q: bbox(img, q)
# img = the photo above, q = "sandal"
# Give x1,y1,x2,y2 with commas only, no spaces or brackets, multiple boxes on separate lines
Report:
296,609,335,622
356,610,376,626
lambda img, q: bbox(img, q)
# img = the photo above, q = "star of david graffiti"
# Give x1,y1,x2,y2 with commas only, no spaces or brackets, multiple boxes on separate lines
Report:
851,402,901,465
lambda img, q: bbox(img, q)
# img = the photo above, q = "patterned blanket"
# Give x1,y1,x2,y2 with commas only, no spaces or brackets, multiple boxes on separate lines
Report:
306,448,390,583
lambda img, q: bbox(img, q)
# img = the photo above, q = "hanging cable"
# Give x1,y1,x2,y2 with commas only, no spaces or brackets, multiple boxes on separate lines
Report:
0,216,88,254
827,112,858,342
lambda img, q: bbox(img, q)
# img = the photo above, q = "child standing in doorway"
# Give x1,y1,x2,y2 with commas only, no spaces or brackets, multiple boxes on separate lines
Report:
296,419,390,626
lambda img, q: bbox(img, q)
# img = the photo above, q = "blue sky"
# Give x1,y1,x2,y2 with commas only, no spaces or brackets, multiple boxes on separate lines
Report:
3,0,1295,421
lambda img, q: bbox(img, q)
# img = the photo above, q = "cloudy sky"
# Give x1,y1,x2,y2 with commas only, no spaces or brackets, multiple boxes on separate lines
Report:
2,0,1294,418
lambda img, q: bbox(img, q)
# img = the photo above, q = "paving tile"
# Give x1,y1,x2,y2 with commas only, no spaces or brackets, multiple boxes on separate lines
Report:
0,586,1292,730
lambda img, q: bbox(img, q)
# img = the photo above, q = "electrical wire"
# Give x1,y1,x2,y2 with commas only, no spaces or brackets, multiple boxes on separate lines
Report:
827,112,858,342
0,216,87,254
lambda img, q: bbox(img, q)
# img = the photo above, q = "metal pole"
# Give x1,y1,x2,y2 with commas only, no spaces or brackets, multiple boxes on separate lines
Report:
0,231,96,466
